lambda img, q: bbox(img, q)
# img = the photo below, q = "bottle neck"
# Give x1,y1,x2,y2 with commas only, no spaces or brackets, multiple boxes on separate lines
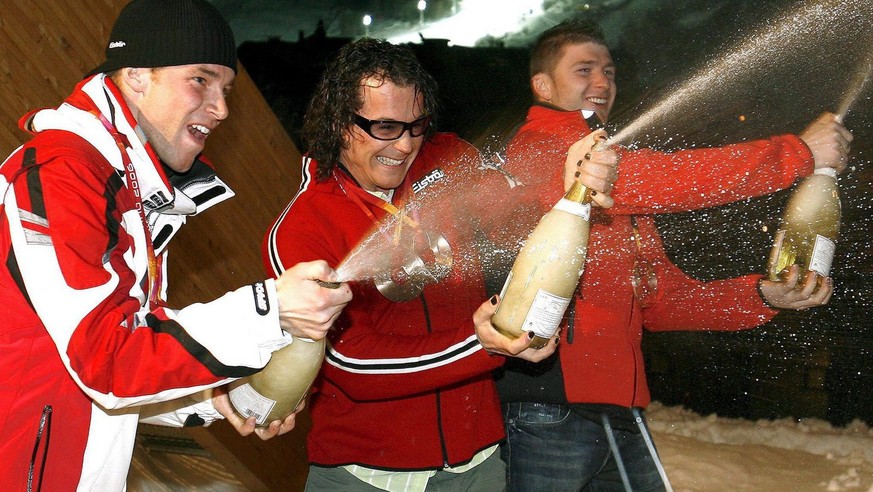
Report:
565,134,608,204
564,180,592,204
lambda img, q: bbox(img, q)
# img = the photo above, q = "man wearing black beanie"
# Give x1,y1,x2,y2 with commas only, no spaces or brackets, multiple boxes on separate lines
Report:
0,1,352,490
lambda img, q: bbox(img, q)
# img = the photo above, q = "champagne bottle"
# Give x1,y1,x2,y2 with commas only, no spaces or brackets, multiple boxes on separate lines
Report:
767,167,841,281
228,335,325,426
491,137,604,349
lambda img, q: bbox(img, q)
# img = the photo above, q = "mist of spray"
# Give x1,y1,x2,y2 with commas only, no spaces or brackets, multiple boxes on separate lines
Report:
334,0,873,289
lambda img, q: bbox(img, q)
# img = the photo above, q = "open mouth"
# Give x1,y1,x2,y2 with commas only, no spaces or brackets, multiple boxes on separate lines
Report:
188,124,211,140
376,156,405,167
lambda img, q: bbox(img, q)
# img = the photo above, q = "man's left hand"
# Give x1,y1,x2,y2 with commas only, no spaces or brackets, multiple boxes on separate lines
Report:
212,386,302,440
759,265,833,310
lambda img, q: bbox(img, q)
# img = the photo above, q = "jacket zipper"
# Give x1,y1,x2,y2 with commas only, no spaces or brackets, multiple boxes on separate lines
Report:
419,292,451,466
28,405,52,492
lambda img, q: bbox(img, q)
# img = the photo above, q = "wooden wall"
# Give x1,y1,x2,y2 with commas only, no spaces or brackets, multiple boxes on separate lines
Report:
1,1,309,490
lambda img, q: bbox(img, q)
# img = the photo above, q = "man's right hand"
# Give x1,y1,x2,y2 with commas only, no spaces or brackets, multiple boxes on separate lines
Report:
799,112,853,174
274,260,352,340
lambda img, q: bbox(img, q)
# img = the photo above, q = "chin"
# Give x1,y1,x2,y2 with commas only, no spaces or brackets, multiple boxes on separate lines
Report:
164,160,194,174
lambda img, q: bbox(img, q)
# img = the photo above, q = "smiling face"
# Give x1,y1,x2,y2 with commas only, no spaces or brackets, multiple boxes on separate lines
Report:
125,64,235,173
532,41,616,123
340,77,427,194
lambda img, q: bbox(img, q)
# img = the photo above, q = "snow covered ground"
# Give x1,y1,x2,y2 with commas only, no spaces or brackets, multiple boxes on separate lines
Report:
648,402,873,491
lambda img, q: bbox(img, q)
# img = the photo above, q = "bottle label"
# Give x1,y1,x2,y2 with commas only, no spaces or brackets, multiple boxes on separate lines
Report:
809,234,836,277
554,199,591,220
228,382,277,426
521,289,572,338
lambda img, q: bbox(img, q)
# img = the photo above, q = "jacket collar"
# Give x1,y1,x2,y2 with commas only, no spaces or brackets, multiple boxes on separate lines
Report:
22,74,235,253
26,74,178,212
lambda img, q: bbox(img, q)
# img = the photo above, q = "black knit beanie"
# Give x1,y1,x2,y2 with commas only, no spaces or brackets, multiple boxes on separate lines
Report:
87,0,237,77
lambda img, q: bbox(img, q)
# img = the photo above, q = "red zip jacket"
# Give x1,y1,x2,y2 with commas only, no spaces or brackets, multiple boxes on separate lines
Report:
495,104,814,408
264,133,507,470
0,75,289,491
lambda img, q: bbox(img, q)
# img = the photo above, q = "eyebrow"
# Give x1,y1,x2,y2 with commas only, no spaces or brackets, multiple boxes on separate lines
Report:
573,59,615,69
193,65,220,78
368,115,427,122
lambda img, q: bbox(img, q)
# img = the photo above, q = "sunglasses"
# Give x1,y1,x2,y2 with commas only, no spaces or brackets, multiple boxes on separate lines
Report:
353,114,431,141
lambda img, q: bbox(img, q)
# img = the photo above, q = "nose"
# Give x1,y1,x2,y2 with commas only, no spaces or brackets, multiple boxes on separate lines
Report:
593,70,611,89
209,93,230,122
393,131,415,152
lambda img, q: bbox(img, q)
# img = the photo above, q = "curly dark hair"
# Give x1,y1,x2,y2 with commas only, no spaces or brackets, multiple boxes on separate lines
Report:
530,18,607,79
301,38,440,181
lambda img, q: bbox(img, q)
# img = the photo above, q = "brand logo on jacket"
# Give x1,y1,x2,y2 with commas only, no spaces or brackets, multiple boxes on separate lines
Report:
109,41,126,49
412,168,446,194
252,282,270,315
142,191,171,211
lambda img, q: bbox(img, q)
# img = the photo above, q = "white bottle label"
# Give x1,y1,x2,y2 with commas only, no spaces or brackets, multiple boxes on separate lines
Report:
553,199,591,220
809,234,836,277
521,289,572,338
228,383,277,426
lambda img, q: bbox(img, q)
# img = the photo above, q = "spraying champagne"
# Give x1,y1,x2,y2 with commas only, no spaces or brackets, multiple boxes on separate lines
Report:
770,56,870,282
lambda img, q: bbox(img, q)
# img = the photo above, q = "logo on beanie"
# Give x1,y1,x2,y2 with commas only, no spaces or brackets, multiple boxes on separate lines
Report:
109,41,126,49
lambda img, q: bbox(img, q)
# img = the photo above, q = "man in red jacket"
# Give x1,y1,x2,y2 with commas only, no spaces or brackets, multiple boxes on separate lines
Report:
263,38,619,491
495,19,853,491
0,1,351,489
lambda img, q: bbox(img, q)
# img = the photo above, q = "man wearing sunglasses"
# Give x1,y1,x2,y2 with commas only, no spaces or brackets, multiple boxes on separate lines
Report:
261,38,617,491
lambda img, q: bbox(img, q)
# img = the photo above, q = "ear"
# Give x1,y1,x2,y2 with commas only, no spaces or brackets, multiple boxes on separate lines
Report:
121,67,149,93
343,125,365,147
531,73,553,102
341,127,355,149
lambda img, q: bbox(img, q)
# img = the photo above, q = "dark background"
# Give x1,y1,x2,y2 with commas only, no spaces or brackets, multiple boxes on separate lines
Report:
227,0,873,426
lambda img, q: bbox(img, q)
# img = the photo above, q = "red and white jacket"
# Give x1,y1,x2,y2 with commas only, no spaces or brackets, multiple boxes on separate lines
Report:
0,75,290,491
264,133,508,470
495,103,815,408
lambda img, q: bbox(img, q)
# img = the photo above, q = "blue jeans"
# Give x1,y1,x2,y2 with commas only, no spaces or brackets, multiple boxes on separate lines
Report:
501,402,668,492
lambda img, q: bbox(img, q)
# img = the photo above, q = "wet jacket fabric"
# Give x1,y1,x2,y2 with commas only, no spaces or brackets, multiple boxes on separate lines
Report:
0,75,289,491
495,103,814,408
264,133,508,470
